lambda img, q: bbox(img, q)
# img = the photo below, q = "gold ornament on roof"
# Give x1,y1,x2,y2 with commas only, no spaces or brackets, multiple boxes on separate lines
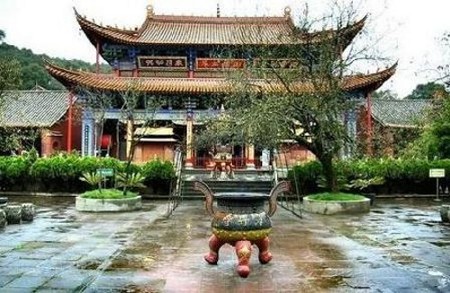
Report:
284,6,292,18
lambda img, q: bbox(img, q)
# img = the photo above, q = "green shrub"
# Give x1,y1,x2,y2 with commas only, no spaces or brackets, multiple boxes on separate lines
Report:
288,161,322,194
141,159,175,194
0,156,33,190
288,158,445,195
80,188,137,199
308,193,366,201
116,172,146,190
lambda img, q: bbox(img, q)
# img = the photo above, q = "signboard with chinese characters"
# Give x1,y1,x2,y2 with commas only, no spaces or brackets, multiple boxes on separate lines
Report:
253,59,300,69
196,58,246,70
137,56,187,70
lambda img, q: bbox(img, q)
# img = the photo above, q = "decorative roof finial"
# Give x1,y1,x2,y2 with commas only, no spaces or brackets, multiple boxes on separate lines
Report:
284,6,292,18
147,0,154,18
217,3,221,18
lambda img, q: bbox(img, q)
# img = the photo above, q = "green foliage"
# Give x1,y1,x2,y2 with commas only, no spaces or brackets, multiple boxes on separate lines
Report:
0,155,32,188
0,153,175,193
29,153,126,192
0,57,22,96
405,82,447,99
79,172,103,190
0,128,39,154
290,158,449,195
116,172,146,190
431,122,450,158
0,42,110,90
141,159,175,194
80,188,137,199
288,161,322,194
142,159,175,181
308,193,366,201
405,91,450,159
372,89,398,100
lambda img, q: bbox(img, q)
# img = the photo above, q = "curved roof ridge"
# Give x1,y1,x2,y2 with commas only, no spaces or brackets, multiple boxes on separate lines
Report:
342,62,397,92
74,6,367,46
148,14,290,24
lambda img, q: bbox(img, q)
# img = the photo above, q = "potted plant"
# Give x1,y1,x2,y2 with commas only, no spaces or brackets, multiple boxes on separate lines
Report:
76,171,144,212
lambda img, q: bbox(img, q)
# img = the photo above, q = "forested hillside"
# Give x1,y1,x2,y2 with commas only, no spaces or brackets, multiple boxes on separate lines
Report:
0,42,111,90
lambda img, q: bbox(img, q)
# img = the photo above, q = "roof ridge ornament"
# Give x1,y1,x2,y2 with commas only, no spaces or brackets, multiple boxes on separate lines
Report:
147,1,155,18
284,6,292,18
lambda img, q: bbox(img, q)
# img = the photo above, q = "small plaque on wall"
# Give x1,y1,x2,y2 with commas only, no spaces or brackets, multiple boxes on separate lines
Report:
137,56,187,70
196,58,246,70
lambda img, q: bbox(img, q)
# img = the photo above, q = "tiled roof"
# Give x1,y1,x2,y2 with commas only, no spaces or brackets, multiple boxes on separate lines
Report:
0,90,73,127
371,99,430,128
45,61,396,94
75,8,366,46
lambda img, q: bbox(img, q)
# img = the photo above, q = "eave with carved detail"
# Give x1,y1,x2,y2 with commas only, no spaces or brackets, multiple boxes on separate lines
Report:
45,60,396,95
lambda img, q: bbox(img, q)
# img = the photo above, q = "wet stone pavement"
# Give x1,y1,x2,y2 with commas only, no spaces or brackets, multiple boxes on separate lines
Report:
0,196,449,292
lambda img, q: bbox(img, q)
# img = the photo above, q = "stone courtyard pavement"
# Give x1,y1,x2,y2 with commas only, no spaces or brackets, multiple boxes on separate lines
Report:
0,196,449,292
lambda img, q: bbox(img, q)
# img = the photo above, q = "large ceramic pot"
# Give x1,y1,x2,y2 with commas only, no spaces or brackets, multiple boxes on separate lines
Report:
194,180,289,278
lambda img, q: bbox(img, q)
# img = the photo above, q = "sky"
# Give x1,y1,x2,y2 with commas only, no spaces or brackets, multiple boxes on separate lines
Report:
0,0,449,98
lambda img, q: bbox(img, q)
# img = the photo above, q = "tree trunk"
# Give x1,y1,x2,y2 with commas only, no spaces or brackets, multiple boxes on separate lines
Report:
320,154,337,193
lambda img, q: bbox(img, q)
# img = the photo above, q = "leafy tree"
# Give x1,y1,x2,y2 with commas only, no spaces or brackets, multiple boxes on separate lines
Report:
79,81,161,195
405,82,447,100
402,89,450,159
197,3,389,192
0,30,21,97
372,89,397,100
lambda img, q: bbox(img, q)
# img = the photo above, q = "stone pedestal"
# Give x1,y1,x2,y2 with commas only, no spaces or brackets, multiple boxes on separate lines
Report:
4,205,21,224
0,209,6,228
21,203,35,222
0,197,7,208
441,205,450,223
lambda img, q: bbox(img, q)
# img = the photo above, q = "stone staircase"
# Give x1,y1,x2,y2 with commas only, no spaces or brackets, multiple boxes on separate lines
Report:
181,168,274,198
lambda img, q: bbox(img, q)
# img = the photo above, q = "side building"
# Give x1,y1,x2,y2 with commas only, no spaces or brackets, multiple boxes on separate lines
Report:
0,88,80,156
46,5,396,168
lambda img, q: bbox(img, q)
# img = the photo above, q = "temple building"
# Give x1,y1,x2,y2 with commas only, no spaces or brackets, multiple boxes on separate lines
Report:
46,4,396,168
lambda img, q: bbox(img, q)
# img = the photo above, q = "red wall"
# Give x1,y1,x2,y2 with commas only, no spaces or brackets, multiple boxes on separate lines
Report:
41,112,82,156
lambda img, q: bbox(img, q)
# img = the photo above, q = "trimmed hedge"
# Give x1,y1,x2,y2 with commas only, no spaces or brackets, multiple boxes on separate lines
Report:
0,153,175,194
288,158,450,195
141,159,176,195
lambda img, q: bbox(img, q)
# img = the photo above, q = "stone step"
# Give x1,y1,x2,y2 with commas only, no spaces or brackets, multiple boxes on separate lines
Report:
181,180,273,198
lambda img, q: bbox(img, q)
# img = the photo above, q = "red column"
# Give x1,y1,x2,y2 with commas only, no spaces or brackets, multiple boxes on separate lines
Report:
67,91,74,152
96,40,100,74
366,92,373,156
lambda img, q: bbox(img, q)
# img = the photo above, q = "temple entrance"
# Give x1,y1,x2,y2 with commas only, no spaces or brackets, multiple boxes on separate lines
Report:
193,144,246,169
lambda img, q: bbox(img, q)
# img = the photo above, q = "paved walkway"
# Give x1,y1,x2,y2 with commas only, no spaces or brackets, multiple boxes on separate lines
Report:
0,197,449,292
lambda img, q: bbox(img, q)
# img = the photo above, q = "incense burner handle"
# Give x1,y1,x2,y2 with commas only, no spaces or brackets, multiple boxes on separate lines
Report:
193,180,215,217
267,181,290,217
